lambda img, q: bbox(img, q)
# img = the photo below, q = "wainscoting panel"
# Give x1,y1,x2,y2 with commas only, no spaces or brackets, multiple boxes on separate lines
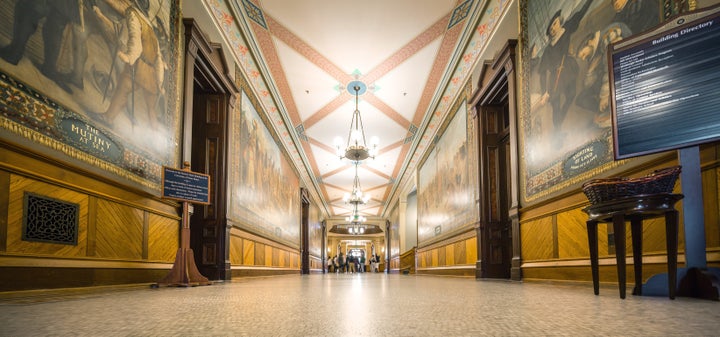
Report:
95,199,143,260
520,217,554,261
6,175,88,257
265,245,273,267
243,239,255,265
454,240,466,265
703,165,719,247
147,213,179,262
557,208,590,259
0,148,180,291
228,226,300,277
229,235,243,265
416,235,477,276
466,236,477,264
641,217,679,254
254,242,265,265
445,245,454,266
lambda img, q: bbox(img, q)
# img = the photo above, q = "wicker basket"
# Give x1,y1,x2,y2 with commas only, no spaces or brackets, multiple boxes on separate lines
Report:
582,166,681,205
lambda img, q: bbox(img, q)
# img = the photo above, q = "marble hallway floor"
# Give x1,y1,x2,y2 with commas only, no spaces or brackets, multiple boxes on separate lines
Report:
1,273,719,336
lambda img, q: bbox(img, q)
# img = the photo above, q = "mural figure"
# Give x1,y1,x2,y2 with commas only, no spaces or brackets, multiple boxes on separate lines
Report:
92,0,167,130
574,22,631,128
536,0,592,145
612,0,662,35
0,0,87,93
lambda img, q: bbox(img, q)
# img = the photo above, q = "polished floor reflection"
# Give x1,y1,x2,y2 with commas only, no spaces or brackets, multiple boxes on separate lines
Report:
1,273,719,336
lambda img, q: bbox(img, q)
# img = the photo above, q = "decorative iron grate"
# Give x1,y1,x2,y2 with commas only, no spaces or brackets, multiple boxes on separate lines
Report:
22,192,79,245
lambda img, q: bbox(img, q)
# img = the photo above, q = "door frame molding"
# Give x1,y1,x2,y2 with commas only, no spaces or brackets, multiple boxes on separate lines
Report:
182,19,239,280
470,40,521,280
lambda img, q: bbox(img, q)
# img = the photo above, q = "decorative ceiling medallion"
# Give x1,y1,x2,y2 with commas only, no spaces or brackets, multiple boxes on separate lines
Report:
346,80,367,96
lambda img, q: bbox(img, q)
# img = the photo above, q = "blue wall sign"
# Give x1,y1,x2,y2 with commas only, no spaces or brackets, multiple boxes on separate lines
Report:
162,166,211,204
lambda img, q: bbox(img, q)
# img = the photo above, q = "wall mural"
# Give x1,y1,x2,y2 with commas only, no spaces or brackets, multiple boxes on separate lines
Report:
520,0,693,203
389,203,400,259
229,88,300,249
0,0,180,190
308,202,322,258
417,102,474,244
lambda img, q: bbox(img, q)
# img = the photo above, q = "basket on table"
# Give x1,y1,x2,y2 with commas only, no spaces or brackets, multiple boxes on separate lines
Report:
581,166,681,205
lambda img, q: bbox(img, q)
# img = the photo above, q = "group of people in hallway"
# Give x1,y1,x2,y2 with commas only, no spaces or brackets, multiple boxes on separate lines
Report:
327,252,381,273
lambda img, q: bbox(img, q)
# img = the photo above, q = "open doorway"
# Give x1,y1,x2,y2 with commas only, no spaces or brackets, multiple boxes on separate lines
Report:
472,40,520,280
183,19,237,281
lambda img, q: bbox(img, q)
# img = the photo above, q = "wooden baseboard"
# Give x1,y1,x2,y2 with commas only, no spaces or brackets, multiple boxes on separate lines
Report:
0,266,170,292
230,266,299,278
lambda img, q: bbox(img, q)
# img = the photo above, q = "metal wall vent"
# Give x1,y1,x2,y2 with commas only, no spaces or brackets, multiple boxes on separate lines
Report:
22,192,79,245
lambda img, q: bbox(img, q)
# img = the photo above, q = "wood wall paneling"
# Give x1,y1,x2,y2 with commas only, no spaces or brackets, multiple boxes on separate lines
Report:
438,246,446,266
229,236,243,265
520,217,554,261
87,196,97,256
454,241,466,265
446,245,454,266
0,147,178,218
0,170,9,252
142,212,149,260
7,175,88,257
466,237,477,264
147,213,179,262
522,263,672,285
641,217,676,254
280,249,288,267
265,245,273,267
254,242,265,265
95,199,143,260
272,246,279,266
557,208,590,259
243,239,255,265
699,145,719,249
703,166,719,247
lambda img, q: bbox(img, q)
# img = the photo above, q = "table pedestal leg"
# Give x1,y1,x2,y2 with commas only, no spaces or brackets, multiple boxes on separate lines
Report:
631,217,643,296
613,214,627,299
587,220,599,295
666,210,678,299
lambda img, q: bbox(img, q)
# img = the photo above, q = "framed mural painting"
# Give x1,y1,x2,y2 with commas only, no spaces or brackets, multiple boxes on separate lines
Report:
308,203,322,258
417,100,475,246
0,0,181,191
519,0,692,203
229,73,301,249
388,203,400,259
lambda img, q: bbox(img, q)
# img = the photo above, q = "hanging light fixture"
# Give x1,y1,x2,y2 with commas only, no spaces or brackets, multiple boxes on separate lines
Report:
344,162,368,235
345,204,367,235
342,161,371,205
333,83,379,161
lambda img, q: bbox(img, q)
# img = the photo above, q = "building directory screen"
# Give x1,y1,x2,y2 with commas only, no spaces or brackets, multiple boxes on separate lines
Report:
609,6,720,159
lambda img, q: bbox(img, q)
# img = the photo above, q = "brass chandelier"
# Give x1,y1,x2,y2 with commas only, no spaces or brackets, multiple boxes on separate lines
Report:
333,83,379,161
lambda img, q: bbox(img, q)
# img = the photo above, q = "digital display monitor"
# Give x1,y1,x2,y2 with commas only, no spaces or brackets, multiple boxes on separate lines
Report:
608,5,720,159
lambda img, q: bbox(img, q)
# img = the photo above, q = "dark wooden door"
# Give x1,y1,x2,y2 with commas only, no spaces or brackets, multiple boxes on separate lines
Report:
301,188,310,274
480,103,512,279
190,93,229,280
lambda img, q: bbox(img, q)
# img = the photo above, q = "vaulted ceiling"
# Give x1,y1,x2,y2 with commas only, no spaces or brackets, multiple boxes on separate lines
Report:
187,0,518,225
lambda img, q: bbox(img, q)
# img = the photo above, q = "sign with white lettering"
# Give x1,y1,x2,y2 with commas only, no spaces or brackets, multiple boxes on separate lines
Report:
161,166,211,204
59,117,123,162
609,8,720,159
